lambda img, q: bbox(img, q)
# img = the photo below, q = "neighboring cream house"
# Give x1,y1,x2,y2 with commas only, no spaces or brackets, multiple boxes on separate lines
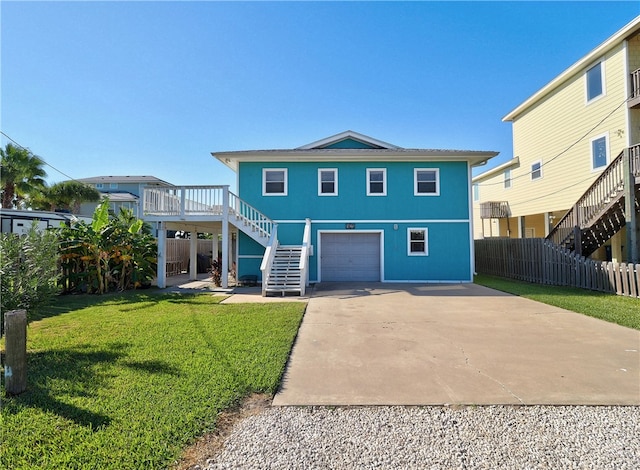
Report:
473,16,640,263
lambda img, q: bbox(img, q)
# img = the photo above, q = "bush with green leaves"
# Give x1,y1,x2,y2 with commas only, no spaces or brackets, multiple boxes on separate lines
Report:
57,200,157,294
0,223,61,322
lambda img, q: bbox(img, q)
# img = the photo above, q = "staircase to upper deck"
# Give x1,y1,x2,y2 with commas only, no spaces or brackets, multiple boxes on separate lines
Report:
142,186,310,295
546,145,640,257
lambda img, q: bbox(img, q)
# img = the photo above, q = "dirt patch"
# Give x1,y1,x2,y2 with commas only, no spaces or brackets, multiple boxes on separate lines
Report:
173,393,271,470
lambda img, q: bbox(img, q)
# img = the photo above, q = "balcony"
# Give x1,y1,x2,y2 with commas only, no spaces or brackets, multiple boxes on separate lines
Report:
629,68,640,109
480,201,510,219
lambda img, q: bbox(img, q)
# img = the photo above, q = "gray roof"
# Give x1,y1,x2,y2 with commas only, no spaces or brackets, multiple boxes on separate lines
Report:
76,175,174,186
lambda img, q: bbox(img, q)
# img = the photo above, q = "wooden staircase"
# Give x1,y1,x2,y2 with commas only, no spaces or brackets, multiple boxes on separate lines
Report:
264,246,303,296
547,145,640,257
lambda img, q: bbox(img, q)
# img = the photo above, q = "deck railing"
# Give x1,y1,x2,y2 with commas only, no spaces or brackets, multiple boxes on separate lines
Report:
144,185,275,241
298,218,312,296
547,144,640,247
260,226,279,296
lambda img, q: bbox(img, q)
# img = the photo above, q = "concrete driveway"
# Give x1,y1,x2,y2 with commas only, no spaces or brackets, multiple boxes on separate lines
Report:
272,283,640,406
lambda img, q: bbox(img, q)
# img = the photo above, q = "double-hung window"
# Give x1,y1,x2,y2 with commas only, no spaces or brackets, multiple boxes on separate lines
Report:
414,169,440,196
366,168,386,196
95,183,104,189
531,161,542,181
591,134,608,170
263,169,287,195
318,169,338,196
586,61,604,102
504,169,512,189
407,228,428,256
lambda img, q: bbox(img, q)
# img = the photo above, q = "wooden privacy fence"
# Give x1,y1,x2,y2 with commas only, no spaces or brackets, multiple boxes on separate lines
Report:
475,238,640,298
166,239,217,276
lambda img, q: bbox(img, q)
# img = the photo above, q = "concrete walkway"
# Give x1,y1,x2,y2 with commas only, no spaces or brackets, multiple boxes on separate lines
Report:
273,283,640,406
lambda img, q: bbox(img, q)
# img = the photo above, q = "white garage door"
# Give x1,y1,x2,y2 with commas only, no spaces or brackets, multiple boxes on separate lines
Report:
320,232,381,281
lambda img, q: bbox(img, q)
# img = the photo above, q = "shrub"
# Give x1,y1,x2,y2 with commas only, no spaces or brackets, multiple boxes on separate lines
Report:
0,223,61,324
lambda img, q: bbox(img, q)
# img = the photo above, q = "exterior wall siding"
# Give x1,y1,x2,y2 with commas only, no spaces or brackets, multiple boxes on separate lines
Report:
237,160,474,282
501,42,628,218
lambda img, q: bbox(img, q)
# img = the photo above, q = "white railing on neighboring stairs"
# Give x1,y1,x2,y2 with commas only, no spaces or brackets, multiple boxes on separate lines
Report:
299,218,312,296
260,225,279,296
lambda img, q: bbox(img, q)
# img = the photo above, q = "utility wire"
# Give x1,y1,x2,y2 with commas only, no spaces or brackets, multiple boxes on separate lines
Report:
1,131,87,185
476,95,631,187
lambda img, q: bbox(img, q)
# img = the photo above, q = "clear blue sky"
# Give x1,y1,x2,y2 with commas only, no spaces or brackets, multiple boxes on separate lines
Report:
2,1,639,191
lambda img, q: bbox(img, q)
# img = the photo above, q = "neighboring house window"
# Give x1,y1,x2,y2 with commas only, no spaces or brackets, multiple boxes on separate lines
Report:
586,61,604,102
414,169,440,196
407,228,428,256
591,134,608,170
504,169,511,189
366,168,387,196
95,183,104,189
531,161,542,180
473,183,479,202
263,169,287,195
110,183,118,189
318,169,338,196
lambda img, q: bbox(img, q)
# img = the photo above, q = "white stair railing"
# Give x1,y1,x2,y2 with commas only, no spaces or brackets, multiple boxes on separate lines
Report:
228,191,274,241
299,218,312,295
260,225,279,296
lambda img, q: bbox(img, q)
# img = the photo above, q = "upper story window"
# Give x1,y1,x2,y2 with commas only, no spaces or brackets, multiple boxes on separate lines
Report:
318,169,338,196
586,61,604,102
531,161,542,181
414,169,440,196
407,228,428,256
591,134,609,170
473,183,479,202
95,183,104,189
109,183,118,189
263,169,287,196
504,169,512,189
366,168,386,196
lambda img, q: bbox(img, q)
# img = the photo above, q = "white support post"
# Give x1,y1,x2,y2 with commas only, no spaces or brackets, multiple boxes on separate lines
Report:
517,216,525,239
157,221,167,288
189,229,198,281
221,186,229,288
544,212,551,237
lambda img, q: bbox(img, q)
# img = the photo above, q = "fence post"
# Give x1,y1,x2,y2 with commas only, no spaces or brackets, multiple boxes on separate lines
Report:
4,309,27,395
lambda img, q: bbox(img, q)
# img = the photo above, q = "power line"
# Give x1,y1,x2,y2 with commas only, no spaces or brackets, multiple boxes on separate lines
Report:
476,95,631,187
1,131,85,185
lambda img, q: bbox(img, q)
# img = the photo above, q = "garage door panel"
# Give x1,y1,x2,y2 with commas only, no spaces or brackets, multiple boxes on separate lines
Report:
321,233,380,282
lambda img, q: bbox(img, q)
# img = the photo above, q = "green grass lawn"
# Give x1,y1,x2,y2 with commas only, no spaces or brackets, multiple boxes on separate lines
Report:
474,274,640,330
1,292,306,470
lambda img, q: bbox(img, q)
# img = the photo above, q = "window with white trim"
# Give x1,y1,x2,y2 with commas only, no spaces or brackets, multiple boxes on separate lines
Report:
414,168,439,195
586,61,604,102
531,161,542,180
407,228,428,256
318,168,338,196
366,168,386,196
504,169,511,189
95,183,104,189
473,183,479,202
263,169,287,195
110,183,118,189
591,134,608,170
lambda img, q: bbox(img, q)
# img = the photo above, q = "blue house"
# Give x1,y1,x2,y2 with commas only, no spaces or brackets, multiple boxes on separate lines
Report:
143,131,497,294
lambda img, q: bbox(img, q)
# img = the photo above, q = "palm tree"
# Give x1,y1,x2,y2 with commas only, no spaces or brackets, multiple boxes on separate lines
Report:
0,143,47,209
34,181,101,213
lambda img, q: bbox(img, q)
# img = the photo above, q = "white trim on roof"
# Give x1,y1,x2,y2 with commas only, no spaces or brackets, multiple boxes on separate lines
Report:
296,130,400,150
503,15,640,122
472,157,520,182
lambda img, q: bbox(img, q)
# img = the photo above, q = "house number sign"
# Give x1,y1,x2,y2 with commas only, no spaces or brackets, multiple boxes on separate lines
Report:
345,223,356,229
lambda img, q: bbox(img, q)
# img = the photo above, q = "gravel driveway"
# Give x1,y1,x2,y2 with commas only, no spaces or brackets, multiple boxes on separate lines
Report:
203,405,640,469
